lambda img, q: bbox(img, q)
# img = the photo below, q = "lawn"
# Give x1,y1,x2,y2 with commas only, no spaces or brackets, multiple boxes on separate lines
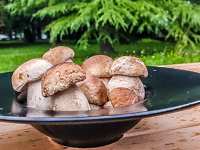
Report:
0,39,200,73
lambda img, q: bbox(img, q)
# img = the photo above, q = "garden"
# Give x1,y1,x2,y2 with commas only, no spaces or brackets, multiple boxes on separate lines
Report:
1,0,200,73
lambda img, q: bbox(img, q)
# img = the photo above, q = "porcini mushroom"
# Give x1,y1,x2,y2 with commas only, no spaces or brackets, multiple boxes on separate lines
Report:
77,73,108,106
107,75,145,101
108,87,140,107
41,62,90,111
42,62,86,97
42,46,75,65
81,55,113,77
110,56,148,78
11,58,53,110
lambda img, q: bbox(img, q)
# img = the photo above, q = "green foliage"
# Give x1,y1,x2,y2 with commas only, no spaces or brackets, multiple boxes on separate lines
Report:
6,0,46,16
154,0,200,50
5,0,200,50
5,0,169,48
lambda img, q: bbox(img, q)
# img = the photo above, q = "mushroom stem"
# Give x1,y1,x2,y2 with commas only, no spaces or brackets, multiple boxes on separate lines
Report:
52,85,91,111
103,101,113,109
27,80,53,110
89,104,102,110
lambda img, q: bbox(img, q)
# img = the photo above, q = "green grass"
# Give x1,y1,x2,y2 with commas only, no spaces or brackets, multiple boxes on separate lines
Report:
0,40,100,73
0,39,200,73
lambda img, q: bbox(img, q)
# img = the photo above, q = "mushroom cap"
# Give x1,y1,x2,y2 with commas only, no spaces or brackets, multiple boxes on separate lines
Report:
42,46,75,65
12,58,53,92
81,55,113,77
108,87,140,107
42,62,86,97
107,75,145,100
77,74,108,106
52,85,90,111
110,56,148,78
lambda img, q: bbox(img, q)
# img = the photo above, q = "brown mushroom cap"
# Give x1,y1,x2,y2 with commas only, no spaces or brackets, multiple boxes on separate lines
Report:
107,75,145,100
42,62,86,97
12,58,53,92
110,56,148,78
42,46,75,65
77,74,108,106
108,87,140,107
81,55,113,77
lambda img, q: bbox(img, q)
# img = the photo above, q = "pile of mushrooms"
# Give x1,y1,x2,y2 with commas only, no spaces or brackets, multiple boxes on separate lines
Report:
11,46,148,112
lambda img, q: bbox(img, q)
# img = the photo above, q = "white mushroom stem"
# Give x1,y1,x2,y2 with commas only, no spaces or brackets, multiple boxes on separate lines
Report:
103,101,113,109
99,77,110,89
27,80,53,110
11,99,23,115
52,85,91,111
89,104,102,110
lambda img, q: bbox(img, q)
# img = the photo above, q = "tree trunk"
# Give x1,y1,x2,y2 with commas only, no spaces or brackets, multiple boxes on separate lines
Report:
56,35,61,43
8,30,12,40
24,26,35,44
31,23,36,41
50,35,61,46
100,40,115,54
50,40,56,46
36,26,42,39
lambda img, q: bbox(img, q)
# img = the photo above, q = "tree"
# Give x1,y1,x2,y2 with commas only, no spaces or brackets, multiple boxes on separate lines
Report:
154,0,200,50
5,0,50,43
36,0,170,53
0,2,3,25
6,0,200,52
6,0,168,53
0,0,12,38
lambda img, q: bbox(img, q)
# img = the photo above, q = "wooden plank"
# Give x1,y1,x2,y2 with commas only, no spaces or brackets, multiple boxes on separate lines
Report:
160,62,200,73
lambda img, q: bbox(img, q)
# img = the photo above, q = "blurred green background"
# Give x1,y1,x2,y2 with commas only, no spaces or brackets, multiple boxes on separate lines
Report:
1,0,200,73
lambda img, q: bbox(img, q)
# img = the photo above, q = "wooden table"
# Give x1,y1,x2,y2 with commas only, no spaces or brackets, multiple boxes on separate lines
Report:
1,63,200,150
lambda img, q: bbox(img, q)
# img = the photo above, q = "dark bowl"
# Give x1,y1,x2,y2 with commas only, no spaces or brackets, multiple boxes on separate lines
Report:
1,66,200,148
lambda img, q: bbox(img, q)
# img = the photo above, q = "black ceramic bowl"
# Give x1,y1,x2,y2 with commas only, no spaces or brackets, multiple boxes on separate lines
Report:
1,67,200,148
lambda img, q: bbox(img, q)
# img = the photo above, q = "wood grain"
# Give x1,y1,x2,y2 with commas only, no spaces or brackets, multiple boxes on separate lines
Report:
1,63,200,150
